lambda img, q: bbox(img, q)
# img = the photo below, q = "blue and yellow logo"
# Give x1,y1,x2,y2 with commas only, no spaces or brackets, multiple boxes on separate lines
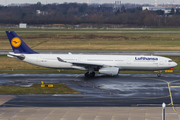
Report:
11,37,21,47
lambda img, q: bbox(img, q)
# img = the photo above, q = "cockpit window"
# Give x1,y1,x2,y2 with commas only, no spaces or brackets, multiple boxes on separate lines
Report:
168,60,173,62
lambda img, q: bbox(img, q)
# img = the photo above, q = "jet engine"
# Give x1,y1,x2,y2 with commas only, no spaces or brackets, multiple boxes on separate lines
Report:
99,67,119,76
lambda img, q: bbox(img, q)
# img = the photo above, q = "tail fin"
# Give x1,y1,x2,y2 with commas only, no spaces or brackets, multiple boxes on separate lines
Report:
6,31,38,54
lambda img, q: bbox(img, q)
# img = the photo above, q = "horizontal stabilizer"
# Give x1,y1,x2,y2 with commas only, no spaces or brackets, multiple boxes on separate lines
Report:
8,52,25,60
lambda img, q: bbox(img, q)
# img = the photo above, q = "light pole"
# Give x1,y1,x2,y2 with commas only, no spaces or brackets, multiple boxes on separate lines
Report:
162,102,166,120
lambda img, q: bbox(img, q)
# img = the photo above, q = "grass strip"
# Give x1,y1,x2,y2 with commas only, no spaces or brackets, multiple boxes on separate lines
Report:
0,70,179,74
0,83,81,94
1,32,180,51
1,28,180,31
0,70,86,74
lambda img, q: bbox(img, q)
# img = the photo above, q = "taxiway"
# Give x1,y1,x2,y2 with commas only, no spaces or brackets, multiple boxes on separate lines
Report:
1,50,180,56
0,73,180,107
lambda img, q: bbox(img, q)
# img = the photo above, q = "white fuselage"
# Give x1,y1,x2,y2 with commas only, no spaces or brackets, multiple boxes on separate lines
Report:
20,54,177,71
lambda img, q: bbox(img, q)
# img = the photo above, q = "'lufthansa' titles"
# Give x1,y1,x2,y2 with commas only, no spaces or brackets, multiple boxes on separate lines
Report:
135,57,158,61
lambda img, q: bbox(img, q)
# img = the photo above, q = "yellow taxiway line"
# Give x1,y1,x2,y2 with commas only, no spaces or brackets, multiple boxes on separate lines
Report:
141,77,180,114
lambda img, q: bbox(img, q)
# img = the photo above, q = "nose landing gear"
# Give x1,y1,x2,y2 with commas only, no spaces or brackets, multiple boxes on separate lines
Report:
157,70,161,77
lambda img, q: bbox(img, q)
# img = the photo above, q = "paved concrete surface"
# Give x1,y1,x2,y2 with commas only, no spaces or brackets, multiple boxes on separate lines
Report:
1,50,180,56
0,74,180,107
0,95,15,105
0,107,180,120
1,30,180,33
0,73,180,120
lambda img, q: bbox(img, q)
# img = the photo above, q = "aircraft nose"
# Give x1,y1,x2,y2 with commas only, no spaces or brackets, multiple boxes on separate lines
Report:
174,62,178,67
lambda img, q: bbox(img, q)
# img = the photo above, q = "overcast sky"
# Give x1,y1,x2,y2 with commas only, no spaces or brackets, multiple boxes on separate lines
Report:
0,0,179,6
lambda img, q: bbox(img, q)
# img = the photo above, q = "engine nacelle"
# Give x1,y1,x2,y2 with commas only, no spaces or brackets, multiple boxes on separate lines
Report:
99,67,119,76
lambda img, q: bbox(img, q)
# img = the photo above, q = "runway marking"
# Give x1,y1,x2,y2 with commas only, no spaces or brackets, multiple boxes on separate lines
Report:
141,77,167,83
141,78,173,104
167,82,173,106
169,79,180,114
76,75,80,78
142,77,180,114
169,79,180,83
171,86,180,88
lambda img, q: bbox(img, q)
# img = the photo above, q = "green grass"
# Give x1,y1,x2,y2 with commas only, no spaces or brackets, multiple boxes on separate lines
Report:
0,70,86,74
0,83,81,94
0,70,178,74
1,28,180,31
0,70,58,73
2,32,180,51
0,55,7,57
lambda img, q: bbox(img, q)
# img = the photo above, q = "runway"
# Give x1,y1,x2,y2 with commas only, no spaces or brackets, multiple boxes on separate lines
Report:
1,30,180,33
1,50,180,56
0,73,180,107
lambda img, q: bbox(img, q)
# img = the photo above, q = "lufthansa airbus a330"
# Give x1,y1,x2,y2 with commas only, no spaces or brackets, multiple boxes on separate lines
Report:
6,31,177,77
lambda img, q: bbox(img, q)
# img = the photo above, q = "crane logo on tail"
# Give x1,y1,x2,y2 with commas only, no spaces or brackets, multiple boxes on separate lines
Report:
11,37,21,47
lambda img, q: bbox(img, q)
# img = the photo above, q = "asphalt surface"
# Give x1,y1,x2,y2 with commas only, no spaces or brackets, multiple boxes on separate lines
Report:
0,73,180,107
1,50,180,56
1,31,180,33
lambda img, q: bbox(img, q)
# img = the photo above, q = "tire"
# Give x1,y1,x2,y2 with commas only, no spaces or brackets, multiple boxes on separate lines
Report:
157,73,161,77
85,72,89,77
90,72,95,77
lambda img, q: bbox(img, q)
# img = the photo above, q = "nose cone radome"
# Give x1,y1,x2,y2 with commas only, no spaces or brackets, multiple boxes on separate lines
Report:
173,62,178,67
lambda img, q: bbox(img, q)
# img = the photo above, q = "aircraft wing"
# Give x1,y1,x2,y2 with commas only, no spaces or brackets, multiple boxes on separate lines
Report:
69,62,103,68
57,57,104,68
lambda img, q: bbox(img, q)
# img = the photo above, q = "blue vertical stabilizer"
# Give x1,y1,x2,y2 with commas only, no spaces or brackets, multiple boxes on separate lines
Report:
6,31,38,54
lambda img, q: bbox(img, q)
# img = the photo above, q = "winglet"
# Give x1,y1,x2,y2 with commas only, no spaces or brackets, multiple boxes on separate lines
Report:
6,31,38,54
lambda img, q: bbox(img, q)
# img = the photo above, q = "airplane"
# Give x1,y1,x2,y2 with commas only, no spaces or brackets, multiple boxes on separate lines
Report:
6,31,177,77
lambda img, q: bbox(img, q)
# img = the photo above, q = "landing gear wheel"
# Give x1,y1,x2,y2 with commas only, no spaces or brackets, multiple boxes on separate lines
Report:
90,72,95,77
85,72,95,77
157,73,161,77
85,72,89,77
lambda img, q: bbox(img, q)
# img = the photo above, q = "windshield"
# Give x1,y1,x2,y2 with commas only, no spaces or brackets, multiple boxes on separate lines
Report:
168,60,173,62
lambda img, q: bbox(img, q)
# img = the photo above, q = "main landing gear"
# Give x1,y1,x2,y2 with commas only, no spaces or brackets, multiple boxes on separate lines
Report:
157,70,161,77
85,72,95,77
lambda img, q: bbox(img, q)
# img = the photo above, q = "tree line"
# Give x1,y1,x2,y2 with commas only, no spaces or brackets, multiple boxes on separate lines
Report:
0,3,180,26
